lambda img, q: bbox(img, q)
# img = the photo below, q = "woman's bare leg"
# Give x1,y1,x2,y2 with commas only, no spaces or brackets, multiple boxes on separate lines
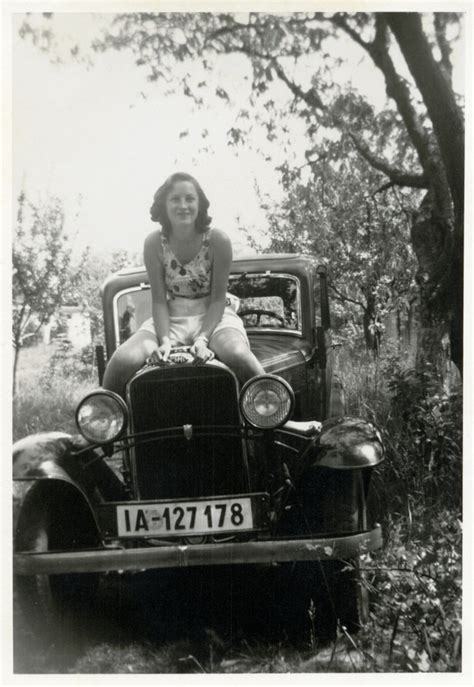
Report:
209,328,265,383
102,330,158,397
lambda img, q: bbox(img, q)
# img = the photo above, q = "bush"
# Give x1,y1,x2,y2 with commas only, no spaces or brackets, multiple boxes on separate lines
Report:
336,347,462,518
46,337,97,386
13,343,97,441
333,344,462,672
13,342,462,673
357,510,462,672
381,360,462,513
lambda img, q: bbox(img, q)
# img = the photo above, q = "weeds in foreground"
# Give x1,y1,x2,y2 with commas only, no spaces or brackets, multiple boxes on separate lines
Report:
336,346,462,517
13,343,463,673
66,507,462,673
13,342,97,441
356,510,462,672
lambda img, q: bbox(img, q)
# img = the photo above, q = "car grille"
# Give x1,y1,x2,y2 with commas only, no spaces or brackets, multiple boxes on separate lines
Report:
127,365,248,500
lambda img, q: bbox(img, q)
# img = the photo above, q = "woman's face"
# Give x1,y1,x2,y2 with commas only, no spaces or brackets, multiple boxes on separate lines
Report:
165,180,199,231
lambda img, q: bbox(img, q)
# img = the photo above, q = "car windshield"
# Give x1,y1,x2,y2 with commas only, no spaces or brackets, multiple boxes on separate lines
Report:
227,273,301,332
114,273,301,344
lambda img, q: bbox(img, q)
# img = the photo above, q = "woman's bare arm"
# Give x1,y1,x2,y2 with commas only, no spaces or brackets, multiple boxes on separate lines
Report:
143,232,171,357
198,229,232,341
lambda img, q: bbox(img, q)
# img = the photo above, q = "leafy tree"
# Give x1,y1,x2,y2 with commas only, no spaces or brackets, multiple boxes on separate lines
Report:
19,11,465,375
260,142,418,352
12,192,75,392
68,247,142,343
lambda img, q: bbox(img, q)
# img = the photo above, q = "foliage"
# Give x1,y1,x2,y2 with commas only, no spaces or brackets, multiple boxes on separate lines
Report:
262,144,419,350
67,247,141,343
12,343,96,442
358,511,462,672
17,12,465,370
13,340,462,673
383,365,461,514
336,344,462,516
87,12,463,371
12,192,76,392
47,335,96,384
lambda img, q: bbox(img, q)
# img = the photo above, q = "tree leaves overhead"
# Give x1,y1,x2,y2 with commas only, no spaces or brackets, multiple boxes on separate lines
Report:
263,142,419,349
17,11,465,370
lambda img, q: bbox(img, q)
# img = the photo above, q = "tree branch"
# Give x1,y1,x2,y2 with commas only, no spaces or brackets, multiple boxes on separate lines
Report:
374,181,395,195
329,282,366,310
386,12,464,219
272,58,425,189
271,59,325,110
348,133,428,188
332,13,439,182
331,12,370,50
206,21,254,46
434,13,453,82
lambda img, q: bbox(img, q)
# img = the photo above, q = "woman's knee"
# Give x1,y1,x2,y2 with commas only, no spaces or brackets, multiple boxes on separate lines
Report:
212,335,247,364
103,332,156,392
106,342,135,371
211,333,264,380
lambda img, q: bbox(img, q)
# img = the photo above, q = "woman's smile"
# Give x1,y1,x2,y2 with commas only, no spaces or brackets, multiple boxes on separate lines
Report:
166,181,199,228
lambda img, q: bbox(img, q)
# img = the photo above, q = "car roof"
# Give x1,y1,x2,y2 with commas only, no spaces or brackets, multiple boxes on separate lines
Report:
109,253,315,282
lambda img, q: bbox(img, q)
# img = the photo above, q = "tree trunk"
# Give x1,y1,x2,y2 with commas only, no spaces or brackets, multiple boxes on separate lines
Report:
12,343,21,396
386,12,464,374
362,292,380,356
386,13,464,214
410,191,453,379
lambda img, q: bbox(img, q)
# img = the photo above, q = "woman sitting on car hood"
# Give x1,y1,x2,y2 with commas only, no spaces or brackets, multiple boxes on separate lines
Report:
103,172,265,397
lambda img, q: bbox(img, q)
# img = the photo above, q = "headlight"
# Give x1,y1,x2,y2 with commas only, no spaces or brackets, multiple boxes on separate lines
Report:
76,390,128,444
239,375,294,429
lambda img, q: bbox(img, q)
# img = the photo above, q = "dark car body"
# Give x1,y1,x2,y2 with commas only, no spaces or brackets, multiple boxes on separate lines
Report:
14,253,384,639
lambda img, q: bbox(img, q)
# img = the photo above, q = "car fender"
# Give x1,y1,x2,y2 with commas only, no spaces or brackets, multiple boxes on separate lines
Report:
13,432,81,479
316,416,384,469
13,430,126,496
13,432,122,547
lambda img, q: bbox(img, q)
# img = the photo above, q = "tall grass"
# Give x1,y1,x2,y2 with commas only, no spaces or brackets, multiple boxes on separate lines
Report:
13,341,462,673
13,343,98,441
335,345,462,519
332,343,462,672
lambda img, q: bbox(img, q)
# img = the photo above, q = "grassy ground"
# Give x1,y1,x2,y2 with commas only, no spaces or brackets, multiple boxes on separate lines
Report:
12,342,463,674
13,343,98,440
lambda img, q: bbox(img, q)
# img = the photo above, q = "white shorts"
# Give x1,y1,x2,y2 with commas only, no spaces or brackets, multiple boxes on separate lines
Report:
139,295,249,347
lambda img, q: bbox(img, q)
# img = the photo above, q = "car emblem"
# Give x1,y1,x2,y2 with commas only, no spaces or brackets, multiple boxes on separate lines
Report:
169,350,194,364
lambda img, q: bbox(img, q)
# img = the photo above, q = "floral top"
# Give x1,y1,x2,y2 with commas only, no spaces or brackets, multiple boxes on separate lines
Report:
161,230,212,300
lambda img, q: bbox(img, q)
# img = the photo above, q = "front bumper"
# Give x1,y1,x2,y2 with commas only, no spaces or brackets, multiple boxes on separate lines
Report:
14,526,382,575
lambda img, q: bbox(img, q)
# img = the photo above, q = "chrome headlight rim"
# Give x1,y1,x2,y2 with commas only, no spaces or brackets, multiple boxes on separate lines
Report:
239,374,295,430
75,389,128,445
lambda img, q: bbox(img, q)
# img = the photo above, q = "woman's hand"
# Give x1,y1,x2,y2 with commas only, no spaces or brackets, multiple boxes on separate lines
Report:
191,337,215,363
148,338,171,363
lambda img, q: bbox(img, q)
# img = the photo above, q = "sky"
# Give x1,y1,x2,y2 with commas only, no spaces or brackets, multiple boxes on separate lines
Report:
11,10,466,261
12,13,285,257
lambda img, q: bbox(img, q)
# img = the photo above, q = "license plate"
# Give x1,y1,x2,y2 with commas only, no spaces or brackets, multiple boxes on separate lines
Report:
116,497,254,537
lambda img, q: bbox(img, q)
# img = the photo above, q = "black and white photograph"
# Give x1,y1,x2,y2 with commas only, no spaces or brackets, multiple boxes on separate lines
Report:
7,1,468,678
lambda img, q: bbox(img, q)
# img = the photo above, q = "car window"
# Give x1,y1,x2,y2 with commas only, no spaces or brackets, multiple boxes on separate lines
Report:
114,272,301,344
228,273,301,332
115,289,151,344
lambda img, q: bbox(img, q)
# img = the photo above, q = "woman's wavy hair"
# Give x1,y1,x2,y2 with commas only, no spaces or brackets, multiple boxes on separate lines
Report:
150,172,212,236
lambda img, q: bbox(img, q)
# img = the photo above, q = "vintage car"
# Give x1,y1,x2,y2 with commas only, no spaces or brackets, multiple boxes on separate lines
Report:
13,253,384,642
